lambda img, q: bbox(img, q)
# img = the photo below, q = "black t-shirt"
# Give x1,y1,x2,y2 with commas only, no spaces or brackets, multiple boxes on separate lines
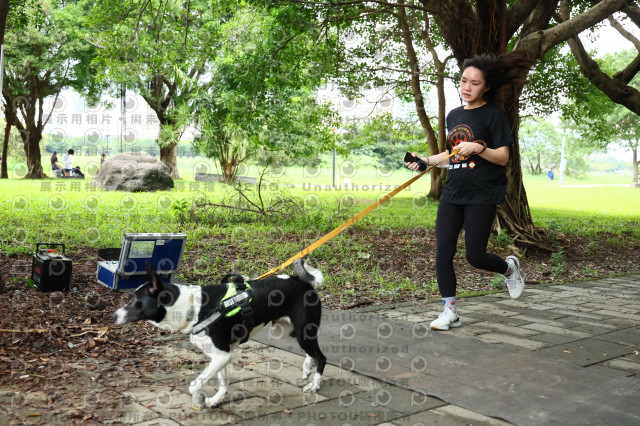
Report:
441,103,512,205
51,155,59,169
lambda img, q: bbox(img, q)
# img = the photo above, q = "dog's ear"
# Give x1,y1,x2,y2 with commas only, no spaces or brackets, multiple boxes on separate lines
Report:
146,262,163,295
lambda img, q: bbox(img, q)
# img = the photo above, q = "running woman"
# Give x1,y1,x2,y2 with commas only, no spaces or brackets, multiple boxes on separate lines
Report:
405,53,529,331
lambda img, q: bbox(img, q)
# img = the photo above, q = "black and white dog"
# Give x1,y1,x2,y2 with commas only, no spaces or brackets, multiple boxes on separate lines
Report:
113,259,326,408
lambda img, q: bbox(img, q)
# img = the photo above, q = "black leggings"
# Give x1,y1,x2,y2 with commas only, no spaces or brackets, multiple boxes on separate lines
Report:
435,201,507,298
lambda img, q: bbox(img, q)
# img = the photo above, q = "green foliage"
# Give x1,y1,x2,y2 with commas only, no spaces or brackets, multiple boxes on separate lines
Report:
549,249,565,265
6,0,43,32
25,278,36,289
89,0,222,95
342,114,426,170
584,241,601,256
549,249,566,276
490,275,506,289
522,45,592,117
1,0,103,177
562,50,640,152
0,118,27,162
559,50,640,182
88,0,232,156
3,0,101,122
493,229,512,248
171,198,190,223
188,6,338,179
88,1,339,177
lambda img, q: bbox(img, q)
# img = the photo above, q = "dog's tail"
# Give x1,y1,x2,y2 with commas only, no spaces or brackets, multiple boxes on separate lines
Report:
293,259,324,288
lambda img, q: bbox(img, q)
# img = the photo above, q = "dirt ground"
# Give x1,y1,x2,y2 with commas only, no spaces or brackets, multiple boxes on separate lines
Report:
1,229,638,423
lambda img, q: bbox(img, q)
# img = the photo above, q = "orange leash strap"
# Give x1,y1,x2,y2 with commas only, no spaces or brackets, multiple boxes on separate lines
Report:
256,151,457,280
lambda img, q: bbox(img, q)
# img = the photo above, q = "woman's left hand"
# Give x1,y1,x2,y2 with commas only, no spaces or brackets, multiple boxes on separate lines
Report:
454,142,484,157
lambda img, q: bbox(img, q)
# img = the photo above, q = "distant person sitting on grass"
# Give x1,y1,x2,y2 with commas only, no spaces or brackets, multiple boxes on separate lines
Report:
63,149,74,176
547,168,554,186
51,151,61,174
72,166,85,178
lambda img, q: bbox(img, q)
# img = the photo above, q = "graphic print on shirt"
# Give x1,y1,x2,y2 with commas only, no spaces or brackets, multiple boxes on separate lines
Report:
448,124,474,163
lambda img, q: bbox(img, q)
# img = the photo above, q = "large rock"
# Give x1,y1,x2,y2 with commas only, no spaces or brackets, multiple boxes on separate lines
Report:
93,152,174,192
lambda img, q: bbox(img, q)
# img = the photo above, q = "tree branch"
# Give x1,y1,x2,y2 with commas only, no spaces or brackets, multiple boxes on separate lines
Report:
507,0,554,39
397,1,436,146
622,3,640,26
420,0,478,62
613,52,640,86
608,15,640,50
567,33,640,115
512,0,557,46
515,0,630,57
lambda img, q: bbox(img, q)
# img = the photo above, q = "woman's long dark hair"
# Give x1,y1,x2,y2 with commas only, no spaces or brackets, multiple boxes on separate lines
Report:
462,52,534,104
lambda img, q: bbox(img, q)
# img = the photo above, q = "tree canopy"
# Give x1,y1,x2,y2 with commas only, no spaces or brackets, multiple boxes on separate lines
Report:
88,0,232,178
2,0,99,178
563,49,640,182
265,0,637,251
188,5,338,181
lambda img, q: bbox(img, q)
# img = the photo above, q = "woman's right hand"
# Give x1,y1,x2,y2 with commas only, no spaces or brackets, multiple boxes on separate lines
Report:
405,152,424,171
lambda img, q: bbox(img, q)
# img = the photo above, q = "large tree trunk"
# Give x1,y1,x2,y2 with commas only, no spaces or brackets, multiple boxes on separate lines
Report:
429,58,448,200
1,111,10,179
9,90,47,179
496,87,547,250
421,9,449,200
154,113,180,179
220,159,236,183
23,121,45,179
142,77,181,180
159,142,179,179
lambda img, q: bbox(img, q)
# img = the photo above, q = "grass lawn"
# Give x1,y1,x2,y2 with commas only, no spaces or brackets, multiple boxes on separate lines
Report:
3,153,639,252
1,154,638,305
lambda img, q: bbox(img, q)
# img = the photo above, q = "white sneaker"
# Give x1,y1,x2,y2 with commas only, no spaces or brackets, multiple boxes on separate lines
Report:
504,255,525,299
429,309,462,331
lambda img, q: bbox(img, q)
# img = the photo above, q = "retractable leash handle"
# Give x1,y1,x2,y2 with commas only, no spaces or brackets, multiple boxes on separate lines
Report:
256,150,458,280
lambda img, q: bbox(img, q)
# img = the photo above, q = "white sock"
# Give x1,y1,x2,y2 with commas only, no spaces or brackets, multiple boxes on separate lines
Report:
442,297,456,314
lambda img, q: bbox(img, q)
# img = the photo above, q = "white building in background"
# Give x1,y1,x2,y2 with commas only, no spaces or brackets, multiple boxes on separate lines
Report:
42,90,161,155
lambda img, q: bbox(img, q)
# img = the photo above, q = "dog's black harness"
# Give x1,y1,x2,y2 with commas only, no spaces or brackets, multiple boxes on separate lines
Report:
191,275,254,343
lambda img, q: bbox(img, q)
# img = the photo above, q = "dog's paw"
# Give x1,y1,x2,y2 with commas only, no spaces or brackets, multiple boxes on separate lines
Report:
191,391,206,408
302,382,319,393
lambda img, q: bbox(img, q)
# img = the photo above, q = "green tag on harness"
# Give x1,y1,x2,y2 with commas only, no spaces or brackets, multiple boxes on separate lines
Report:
221,281,251,317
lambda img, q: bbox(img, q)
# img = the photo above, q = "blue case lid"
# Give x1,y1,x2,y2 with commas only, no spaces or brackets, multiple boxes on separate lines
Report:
117,233,187,275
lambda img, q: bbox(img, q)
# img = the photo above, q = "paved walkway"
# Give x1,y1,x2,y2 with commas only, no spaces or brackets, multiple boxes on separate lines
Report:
2,275,638,425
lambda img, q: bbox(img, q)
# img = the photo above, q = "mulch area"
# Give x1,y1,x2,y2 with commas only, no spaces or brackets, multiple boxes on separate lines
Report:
0,228,638,423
